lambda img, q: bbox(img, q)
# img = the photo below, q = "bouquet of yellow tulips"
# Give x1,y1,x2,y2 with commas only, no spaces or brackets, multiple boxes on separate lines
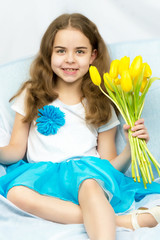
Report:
89,56,160,188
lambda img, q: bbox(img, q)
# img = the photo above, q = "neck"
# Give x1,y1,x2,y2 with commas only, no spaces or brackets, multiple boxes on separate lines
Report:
54,78,83,105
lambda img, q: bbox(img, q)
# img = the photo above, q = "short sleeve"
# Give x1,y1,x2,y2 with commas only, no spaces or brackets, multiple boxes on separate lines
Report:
98,106,120,133
11,89,27,116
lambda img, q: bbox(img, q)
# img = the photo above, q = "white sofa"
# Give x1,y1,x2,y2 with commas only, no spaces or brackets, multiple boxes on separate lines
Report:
0,39,160,240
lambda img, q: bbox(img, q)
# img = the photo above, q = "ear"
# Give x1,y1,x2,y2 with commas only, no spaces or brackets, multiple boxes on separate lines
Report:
89,49,97,64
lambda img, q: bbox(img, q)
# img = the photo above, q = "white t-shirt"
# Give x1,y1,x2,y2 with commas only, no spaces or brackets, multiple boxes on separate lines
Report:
11,90,120,163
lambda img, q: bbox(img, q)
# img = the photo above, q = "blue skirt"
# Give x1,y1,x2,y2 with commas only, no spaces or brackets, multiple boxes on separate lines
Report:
0,156,160,213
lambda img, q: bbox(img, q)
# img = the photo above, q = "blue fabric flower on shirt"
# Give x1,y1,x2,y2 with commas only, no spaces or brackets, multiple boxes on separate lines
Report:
36,105,65,136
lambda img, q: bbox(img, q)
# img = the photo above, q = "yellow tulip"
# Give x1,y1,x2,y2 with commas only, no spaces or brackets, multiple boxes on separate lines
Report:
129,56,143,78
133,76,138,87
118,56,130,76
142,63,152,78
140,77,148,92
103,73,114,91
114,77,121,85
89,66,101,86
121,70,133,92
109,59,120,79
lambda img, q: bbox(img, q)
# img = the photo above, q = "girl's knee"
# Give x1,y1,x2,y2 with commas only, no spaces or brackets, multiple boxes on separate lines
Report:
79,179,104,198
7,186,36,212
81,179,102,191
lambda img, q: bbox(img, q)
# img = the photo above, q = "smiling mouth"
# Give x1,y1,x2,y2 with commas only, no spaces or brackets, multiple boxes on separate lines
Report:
62,68,79,75
62,68,79,72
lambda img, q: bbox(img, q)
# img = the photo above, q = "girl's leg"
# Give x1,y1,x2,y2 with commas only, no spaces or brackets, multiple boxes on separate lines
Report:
7,185,159,232
78,179,116,240
8,180,116,240
7,186,83,224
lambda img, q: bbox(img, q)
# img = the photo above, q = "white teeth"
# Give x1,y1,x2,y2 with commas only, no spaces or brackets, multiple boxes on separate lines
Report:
63,68,77,71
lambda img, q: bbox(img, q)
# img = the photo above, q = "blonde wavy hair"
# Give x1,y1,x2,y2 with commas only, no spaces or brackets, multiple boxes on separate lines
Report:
11,13,113,127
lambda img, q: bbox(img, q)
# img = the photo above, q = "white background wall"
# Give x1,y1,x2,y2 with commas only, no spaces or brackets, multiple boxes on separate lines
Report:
0,0,160,65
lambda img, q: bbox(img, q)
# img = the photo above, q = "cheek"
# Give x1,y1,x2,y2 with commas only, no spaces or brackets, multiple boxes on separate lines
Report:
79,57,91,68
51,55,63,68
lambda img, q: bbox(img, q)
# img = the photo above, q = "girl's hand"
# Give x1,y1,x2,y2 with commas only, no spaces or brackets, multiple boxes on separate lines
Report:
123,118,150,144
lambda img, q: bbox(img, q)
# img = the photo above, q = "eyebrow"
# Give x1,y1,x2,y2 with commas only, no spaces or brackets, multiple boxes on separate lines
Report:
54,46,88,49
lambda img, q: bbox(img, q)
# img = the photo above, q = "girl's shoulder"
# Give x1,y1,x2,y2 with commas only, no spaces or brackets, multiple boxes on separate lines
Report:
11,88,27,116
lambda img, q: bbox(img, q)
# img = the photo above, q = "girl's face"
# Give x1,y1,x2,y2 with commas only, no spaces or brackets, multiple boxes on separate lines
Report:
51,27,97,86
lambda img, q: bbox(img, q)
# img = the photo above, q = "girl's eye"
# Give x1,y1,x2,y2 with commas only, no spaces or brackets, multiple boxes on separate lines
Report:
76,50,85,54
57,49,65,54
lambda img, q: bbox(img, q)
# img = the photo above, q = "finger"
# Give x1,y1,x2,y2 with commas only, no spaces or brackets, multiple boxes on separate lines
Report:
134,134,149,143
134,118,144,125
123,124,130,130
135,134,149,141
132,129,148,137
131,124,146,132
132,130,150,142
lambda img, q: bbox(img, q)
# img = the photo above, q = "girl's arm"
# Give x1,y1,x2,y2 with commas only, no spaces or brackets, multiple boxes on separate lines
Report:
97,118,149,173
0,113,30,165
97,126,131,172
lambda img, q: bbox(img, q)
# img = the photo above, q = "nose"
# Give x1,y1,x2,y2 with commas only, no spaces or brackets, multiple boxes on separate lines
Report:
65,52,75,63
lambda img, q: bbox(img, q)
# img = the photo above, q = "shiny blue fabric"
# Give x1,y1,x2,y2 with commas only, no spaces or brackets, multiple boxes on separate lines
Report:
0,156,160,213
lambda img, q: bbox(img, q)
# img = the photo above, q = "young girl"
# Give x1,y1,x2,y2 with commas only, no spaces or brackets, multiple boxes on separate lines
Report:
0,13,160,240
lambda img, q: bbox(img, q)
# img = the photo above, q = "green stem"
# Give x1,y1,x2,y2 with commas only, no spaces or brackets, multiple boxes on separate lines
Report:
141,141,160,168
129,134,141,182
137,100,145,119
121,90,133,126
99,86,128,123
129,132,136,181
139,139,154,181
135,137,147,185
